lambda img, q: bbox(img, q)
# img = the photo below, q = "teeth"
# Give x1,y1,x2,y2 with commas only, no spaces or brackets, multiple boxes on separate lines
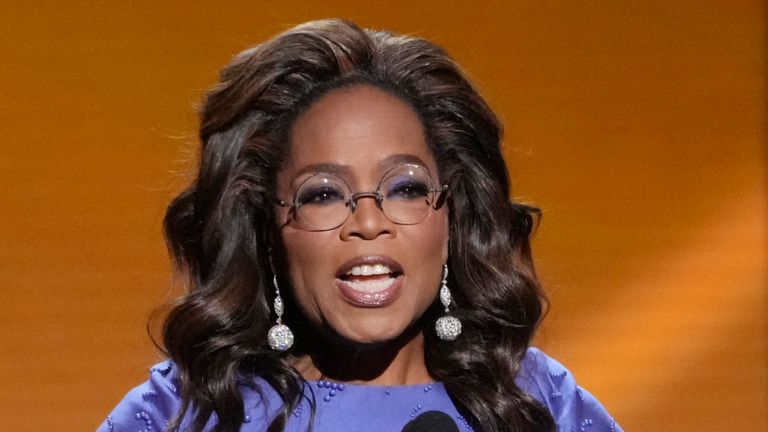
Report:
346,264,392,276
342,276,396,293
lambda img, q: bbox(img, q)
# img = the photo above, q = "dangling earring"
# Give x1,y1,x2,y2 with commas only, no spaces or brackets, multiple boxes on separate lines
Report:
435,264,462,341
267,275,294,351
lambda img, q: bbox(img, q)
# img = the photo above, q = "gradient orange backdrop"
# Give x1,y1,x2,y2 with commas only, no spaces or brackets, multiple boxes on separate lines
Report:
1,1,765,431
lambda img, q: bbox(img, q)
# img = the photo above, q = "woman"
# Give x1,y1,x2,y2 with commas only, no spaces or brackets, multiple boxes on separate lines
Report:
100,19,621,432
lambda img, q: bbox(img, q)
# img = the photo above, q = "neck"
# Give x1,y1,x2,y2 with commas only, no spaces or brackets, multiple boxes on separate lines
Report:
290,325,431,385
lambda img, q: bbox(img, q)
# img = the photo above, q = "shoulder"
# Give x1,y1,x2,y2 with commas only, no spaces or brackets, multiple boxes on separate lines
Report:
515,347,623,432
97,361,285,431
97,360,184,431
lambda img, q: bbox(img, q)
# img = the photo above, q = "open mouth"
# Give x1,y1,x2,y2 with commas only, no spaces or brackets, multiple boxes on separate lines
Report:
337,263,403,293
335,257,404,306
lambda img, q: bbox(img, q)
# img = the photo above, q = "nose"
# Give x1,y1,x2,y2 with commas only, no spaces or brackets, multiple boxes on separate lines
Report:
339,194,395,240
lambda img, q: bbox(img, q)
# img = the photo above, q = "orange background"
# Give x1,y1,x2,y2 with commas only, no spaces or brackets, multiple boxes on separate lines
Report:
1,1,765,431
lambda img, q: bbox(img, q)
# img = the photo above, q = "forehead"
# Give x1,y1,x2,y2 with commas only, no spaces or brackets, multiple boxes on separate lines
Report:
282,85,436,182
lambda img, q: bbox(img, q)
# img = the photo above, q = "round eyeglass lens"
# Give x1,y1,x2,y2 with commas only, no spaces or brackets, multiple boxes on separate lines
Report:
294,174,351,230
380,165,435,225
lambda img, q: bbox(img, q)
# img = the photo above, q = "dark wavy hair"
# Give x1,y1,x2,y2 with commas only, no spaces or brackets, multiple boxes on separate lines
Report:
160,18,554,432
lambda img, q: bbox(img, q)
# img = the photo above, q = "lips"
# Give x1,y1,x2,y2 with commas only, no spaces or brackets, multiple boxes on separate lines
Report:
335,256,404,307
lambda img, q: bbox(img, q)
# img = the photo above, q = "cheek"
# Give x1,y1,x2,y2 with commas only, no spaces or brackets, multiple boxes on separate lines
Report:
406,210,450,281
426,209,450,261
279,230,332,310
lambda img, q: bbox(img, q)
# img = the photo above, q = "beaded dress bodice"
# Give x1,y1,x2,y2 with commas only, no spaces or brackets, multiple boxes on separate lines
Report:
99,348,621,431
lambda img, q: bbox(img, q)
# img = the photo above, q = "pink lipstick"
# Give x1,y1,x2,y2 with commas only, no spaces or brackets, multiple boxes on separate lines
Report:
335,256,404,307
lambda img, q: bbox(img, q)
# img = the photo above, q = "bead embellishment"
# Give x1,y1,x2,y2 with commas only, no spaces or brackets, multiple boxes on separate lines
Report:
141,390,157,401
410,403,423,419
317,380,345,403
548,367,568,379
135,410,154,431
299,380,475,429
164,382,178,395
457,413,473,431
292,402,304,417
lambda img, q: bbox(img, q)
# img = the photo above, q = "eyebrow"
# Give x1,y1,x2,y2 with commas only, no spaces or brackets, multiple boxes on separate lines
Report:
293,163,353,179
378,154,431,170
291,154,432,181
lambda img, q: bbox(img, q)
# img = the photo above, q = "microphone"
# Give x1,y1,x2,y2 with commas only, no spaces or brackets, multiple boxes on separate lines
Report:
401,411,460,432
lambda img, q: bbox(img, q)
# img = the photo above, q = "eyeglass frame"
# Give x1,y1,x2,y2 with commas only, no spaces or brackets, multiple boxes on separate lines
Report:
275,163,450,232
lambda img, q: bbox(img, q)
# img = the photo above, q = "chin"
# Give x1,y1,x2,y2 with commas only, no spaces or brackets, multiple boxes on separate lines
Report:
334,318,420,347
346,331,401,345
338,326,403,345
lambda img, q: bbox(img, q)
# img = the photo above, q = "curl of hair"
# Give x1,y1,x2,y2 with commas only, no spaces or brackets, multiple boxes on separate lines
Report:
161,18,554,432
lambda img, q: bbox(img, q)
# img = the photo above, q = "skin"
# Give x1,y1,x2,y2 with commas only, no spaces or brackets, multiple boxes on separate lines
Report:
275,85,449,385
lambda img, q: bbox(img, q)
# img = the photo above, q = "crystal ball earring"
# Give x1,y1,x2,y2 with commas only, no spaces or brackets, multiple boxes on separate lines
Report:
435,264,462,341
267,275,294,351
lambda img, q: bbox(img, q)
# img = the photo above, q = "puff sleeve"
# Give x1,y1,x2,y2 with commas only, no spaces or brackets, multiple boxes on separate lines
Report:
97,361,183,431
518,348,622,432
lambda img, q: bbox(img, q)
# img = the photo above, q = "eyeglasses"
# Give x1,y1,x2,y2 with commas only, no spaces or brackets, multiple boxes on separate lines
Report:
276,164,448,232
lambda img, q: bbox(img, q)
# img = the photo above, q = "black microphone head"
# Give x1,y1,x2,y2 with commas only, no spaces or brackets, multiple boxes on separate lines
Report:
401,411,460,432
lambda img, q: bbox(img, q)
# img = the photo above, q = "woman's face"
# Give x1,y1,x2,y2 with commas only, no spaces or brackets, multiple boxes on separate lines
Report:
276,85,449,344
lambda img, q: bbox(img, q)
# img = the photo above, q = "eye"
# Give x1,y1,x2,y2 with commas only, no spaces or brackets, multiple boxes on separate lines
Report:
385,178,430,200
297,184,346,206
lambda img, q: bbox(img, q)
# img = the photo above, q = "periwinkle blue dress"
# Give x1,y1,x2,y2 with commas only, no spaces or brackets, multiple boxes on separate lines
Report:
98,348,621,431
